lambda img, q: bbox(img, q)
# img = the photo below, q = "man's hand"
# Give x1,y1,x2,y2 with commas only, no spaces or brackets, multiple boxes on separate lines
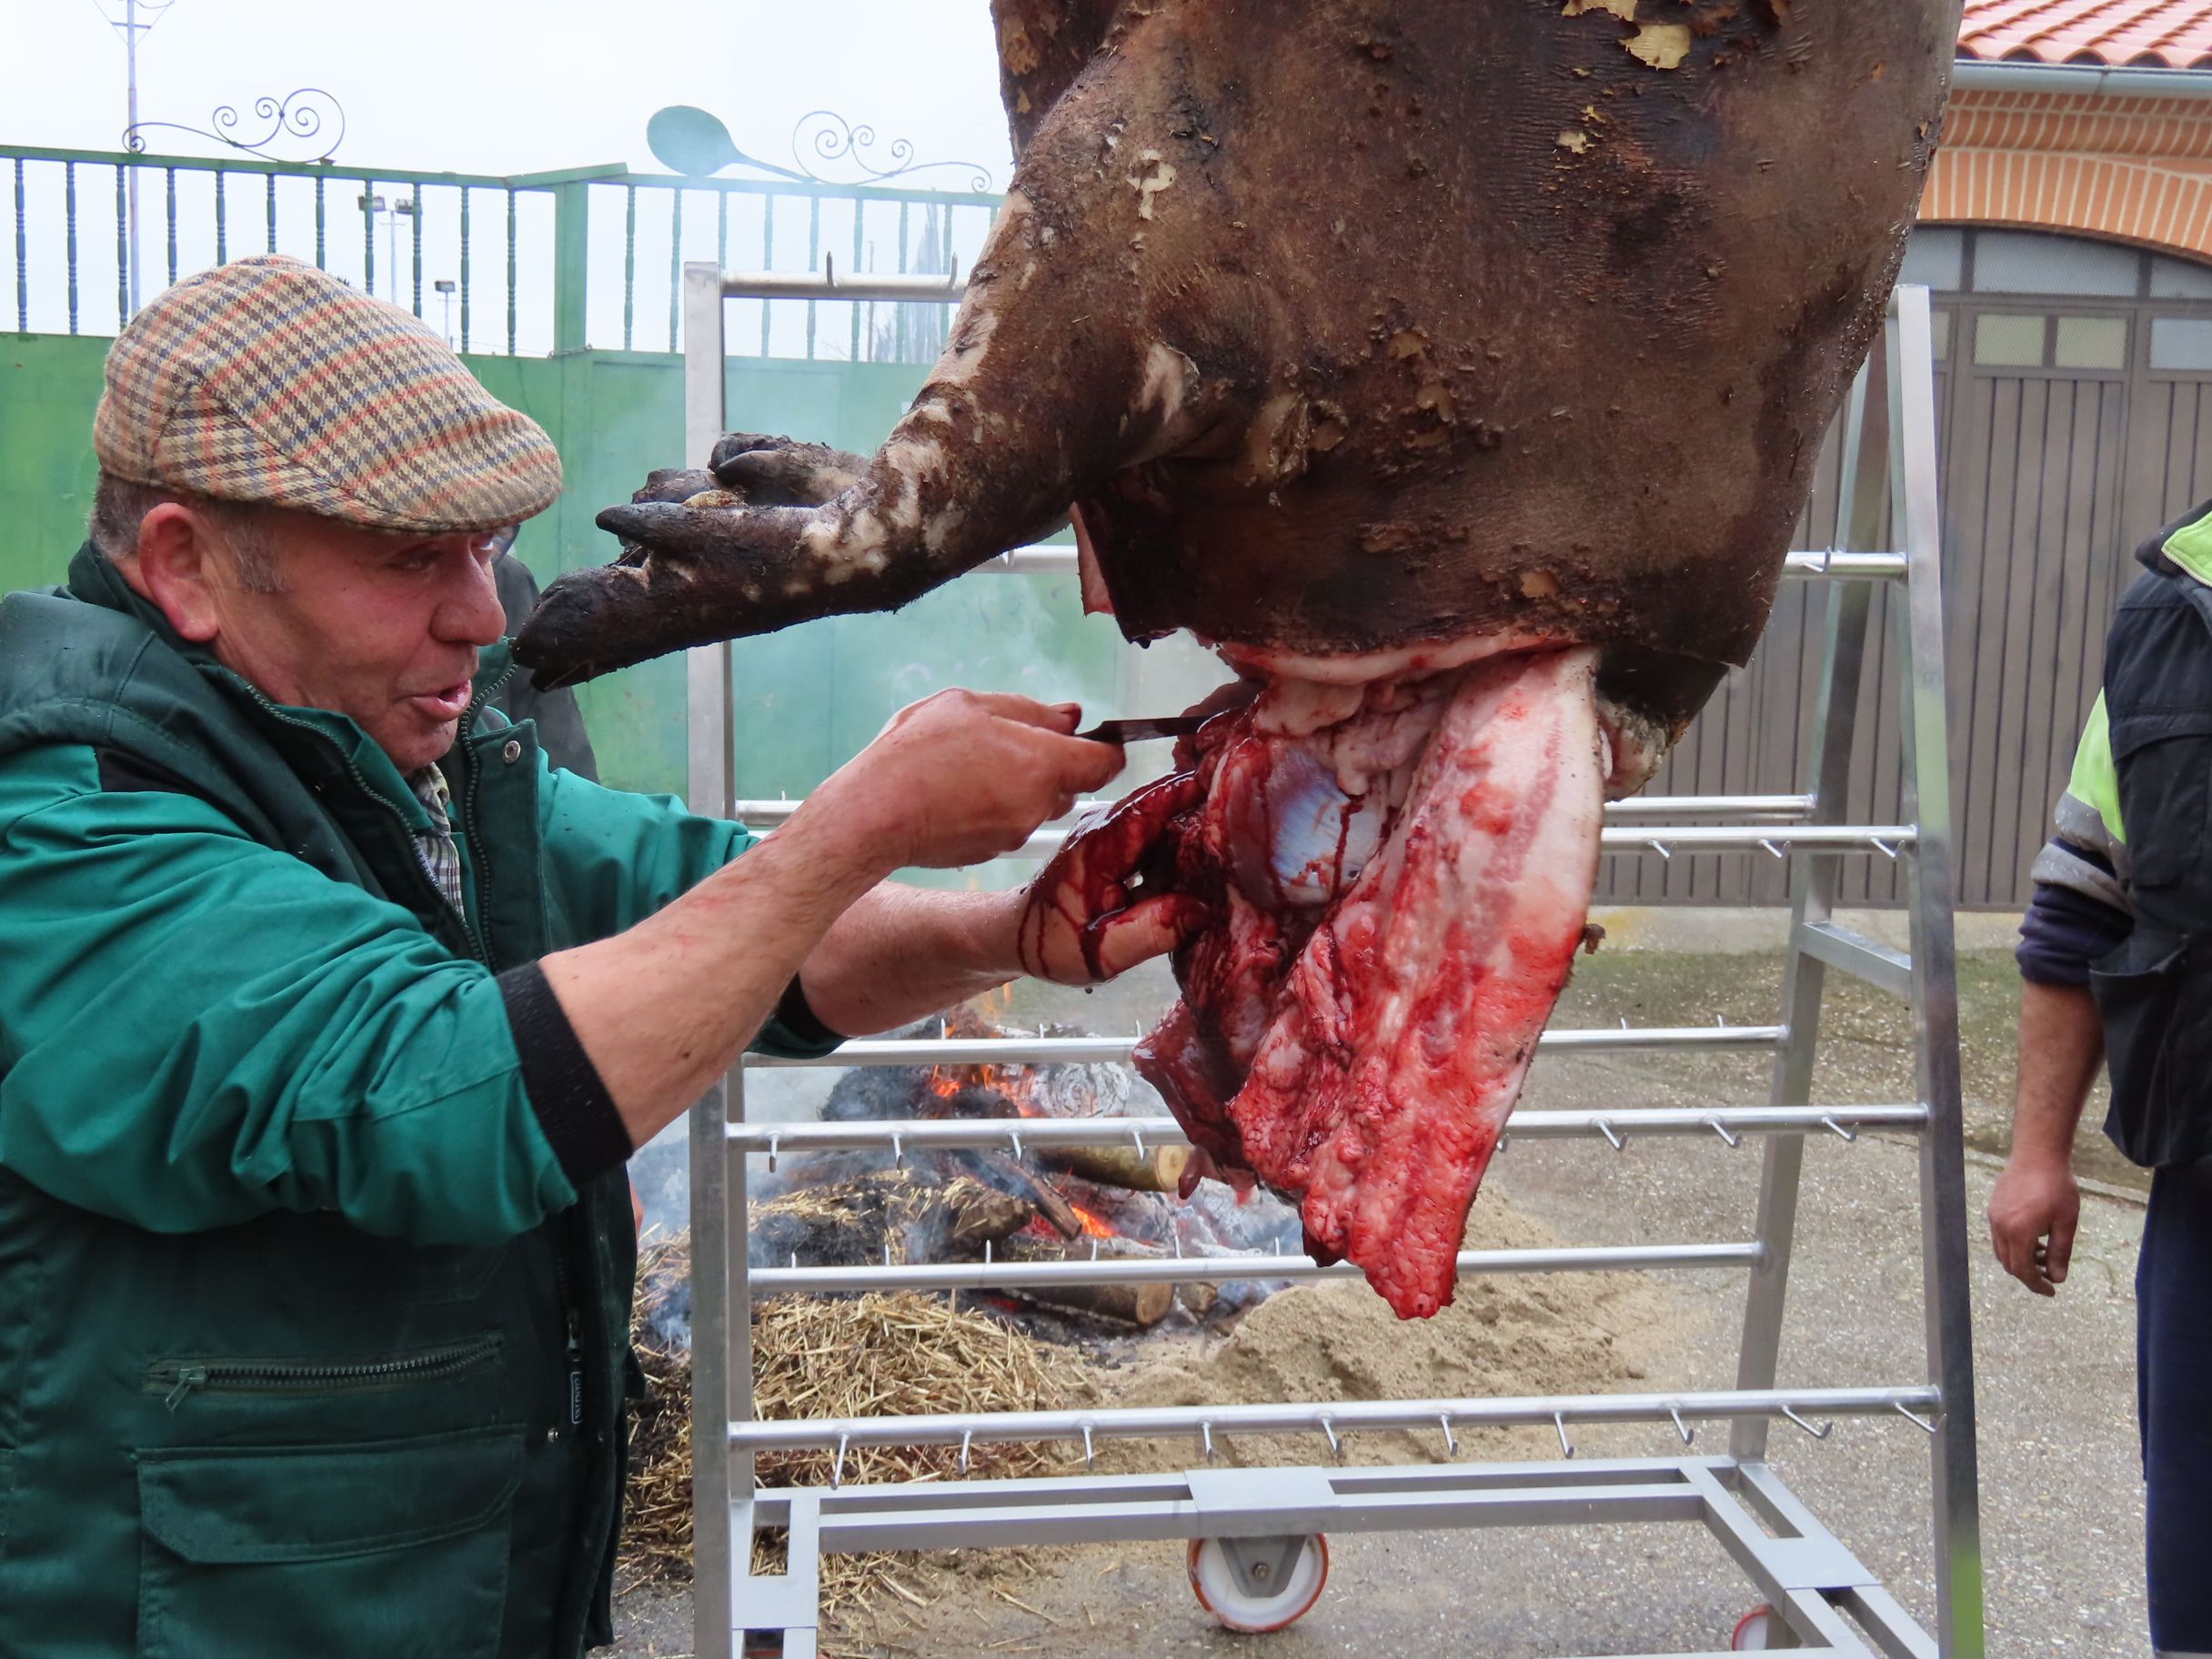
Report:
1988,1151,2081,1296
819,690,1127,871
1017,771,1212,984
1988,977,2104,1297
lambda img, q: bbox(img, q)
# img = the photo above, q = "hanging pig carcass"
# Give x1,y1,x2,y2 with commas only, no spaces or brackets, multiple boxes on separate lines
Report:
516,0,1962,1317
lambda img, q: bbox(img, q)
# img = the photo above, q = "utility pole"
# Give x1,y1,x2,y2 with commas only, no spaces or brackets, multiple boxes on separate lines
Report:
106,0,176,317
124,0,143,314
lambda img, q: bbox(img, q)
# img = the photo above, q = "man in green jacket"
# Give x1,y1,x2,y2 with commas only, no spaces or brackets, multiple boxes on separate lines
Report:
0,256,1194,1657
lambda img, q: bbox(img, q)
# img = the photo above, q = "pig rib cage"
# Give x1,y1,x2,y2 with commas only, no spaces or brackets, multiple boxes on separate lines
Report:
676,266,1983,1659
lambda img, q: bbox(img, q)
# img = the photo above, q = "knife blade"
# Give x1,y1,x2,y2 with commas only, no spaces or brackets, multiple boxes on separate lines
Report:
1074,716,1209,744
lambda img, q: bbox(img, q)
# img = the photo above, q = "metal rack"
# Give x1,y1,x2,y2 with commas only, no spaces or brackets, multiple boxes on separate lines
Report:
672,262,1984,1658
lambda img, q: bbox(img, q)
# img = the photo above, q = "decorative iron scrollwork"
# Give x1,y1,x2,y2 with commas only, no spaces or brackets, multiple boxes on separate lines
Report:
124,87,347,164
790,110,993,192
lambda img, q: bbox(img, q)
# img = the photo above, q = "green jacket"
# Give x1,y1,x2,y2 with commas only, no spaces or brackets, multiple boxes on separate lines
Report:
0,548,834,1657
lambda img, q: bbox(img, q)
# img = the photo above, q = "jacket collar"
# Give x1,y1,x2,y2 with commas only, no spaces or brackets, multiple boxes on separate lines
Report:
2144,502,2212,588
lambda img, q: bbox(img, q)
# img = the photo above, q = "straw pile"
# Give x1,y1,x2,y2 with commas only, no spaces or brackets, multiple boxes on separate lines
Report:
619,1234,1085,1616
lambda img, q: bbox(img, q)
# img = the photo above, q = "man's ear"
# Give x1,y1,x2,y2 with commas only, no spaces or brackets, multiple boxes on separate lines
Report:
131,502,226,643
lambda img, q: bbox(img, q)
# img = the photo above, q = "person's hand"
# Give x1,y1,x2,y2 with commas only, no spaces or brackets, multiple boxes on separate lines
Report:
820,689,1126,873
1017,771,1212,984
1988,1151,2081,1296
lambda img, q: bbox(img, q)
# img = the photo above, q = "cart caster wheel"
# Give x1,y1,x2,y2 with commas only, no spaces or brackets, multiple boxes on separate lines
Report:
1733,1604,1795,1649
1188,1533,1329,1633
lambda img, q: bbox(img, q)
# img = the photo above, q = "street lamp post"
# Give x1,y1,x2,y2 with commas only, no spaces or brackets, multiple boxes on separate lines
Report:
434,278,457,347
392,197,414,308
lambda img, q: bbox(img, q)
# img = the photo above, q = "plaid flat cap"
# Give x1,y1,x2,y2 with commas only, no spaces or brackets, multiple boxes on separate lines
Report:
94,255,561,534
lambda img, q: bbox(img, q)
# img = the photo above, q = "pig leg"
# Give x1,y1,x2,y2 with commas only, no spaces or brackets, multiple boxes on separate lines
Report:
515,73,1253,690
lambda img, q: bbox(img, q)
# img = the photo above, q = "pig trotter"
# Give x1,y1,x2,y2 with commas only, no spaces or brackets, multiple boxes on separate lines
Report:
709,434,869,507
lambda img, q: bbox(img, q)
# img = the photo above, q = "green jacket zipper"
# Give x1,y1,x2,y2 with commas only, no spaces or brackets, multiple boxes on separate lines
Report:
147,1332,505,1411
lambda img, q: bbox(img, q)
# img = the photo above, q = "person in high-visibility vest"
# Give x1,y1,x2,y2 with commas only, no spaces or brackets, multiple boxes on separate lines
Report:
1995,502,2212,1659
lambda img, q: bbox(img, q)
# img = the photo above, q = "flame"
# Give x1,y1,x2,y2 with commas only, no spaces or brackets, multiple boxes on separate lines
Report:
1070,1200,1119,1240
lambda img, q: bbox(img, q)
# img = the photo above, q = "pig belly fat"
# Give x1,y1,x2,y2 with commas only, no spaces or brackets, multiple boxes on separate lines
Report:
1138,647,1609,1320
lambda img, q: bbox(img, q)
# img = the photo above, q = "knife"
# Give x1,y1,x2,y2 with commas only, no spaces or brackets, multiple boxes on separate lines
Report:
1074,716,1210,744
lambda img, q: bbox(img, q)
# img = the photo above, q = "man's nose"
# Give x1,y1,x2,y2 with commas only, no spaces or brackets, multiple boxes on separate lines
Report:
437,551,509,647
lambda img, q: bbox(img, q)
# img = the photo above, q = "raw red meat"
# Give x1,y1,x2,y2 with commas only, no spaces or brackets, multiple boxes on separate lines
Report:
1130,649,1610,1319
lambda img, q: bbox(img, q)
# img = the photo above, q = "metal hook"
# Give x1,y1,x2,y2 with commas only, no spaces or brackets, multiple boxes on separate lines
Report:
1671,1407,1696,1447
890,1133,905,1171
1819,1116,1858,1144
883,1242,893,1268
1320,1416,1342,1459
789,1252,798,1271
1760,839,1788,861
1130,1126,1146,1158
1708,1118,1742,1149
1440,1414,1459,1457
1008,1129,1022,1161
1895,1403,1939,1436
1090,1239,1100,1262
1648,840,1674,861
1172,1234,1184,1259
1780,1405,1835,1442
959,1430,974,1473
1597,1119,1627,1152
1497,1134,1511,1154
983,1239,992,1264
1082,1425,1097,1471
1872,838,1901,860
831,1433,850,1489
767,1134,780,1174
1201,1422,1217,1463
1553,1412,1576,1460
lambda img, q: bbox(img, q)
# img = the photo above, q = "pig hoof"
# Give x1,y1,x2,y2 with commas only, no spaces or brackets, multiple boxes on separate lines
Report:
513,568,620,689
709,433,868,507
595,499,750,559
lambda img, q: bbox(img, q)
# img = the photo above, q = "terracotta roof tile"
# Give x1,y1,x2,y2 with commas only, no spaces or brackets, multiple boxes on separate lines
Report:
1959,1,2212,67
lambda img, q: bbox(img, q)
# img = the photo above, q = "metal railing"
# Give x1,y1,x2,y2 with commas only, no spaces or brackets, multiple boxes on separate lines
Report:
2,144,994,358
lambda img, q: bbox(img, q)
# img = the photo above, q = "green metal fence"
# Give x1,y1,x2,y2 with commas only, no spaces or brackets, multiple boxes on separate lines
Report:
4,144,998,360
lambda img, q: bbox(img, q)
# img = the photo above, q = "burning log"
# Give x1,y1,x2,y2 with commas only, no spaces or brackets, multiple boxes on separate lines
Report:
1035,1141,1191,1195
750,1172,1038,1269
1000,1234,1178,1329
950,1148,1083,1241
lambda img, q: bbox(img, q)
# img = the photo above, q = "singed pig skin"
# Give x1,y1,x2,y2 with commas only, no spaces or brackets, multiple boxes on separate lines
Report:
517,0,1961,737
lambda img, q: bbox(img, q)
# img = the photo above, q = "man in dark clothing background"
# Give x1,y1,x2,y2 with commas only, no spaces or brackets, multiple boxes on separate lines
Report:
490,528,599,783
1992,502,2212,1659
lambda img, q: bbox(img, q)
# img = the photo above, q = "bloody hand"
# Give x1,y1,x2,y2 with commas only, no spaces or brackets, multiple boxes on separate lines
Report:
1016,770,1211,985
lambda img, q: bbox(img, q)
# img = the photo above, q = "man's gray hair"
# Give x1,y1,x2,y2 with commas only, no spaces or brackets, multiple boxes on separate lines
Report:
87,472,284,593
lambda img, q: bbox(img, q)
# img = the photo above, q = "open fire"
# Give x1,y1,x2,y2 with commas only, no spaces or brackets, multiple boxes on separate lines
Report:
749,1002,1304,1336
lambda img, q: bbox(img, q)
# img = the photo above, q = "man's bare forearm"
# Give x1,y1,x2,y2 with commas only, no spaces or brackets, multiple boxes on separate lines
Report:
799,884,1025,1037
539,799,889,1150
2010,979,2105,1163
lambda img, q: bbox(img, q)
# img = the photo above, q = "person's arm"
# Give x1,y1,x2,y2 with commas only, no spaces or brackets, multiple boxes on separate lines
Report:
540,690,1126,1147
0,748,585,1245
1988,978,2105,1295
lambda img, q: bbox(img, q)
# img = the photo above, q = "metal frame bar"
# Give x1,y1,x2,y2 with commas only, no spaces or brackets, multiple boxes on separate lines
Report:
680,275,1983,1657
726,1103,1928,1158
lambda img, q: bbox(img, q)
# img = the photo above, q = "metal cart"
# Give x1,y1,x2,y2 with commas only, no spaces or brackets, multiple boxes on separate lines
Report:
668,266,1984,1658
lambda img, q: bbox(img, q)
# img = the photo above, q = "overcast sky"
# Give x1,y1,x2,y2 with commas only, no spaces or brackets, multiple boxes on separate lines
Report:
2,0,1015,186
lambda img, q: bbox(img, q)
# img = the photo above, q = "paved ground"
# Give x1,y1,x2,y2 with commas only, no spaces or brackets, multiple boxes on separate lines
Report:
608,942,2154,1657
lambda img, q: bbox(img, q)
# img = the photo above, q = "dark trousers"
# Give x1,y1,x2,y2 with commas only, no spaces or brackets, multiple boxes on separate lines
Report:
2141,1162,2212,1653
